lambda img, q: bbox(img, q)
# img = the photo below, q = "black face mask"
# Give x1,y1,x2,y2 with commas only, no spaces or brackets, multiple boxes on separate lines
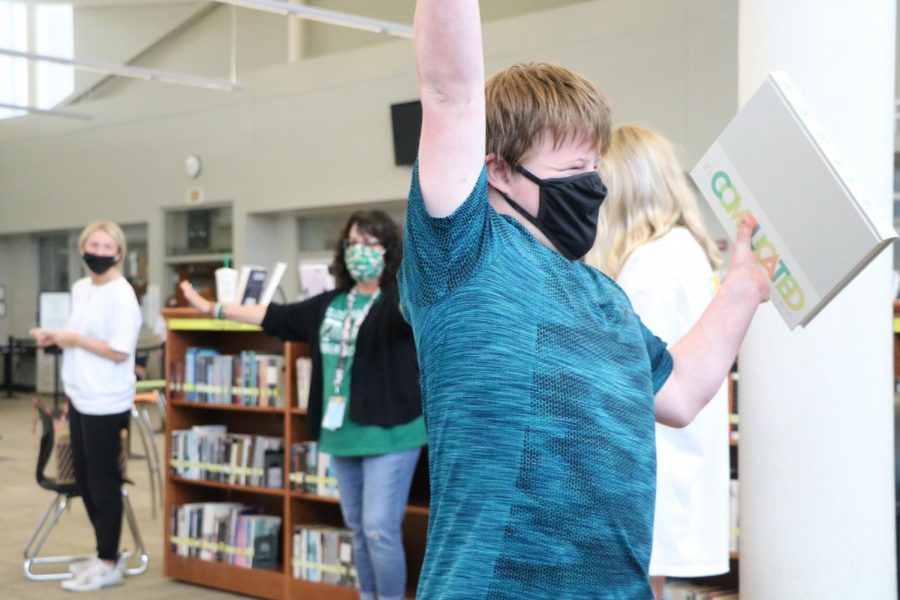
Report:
499,164,608,260
82,252,117,275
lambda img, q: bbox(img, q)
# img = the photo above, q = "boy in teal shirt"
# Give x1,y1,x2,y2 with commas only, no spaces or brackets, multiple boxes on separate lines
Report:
399,2,768,598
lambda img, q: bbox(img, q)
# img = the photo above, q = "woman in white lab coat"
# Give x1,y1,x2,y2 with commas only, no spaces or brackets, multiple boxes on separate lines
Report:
586,124,730,599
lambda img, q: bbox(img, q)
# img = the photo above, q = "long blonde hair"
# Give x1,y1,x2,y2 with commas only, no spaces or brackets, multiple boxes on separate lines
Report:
586,124,721,279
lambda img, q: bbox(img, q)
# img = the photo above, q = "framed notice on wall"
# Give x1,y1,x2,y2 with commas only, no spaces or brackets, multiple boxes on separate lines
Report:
39,292,71,330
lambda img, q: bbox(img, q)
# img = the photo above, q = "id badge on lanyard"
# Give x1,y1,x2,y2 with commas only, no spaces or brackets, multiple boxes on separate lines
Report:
321,288,380,431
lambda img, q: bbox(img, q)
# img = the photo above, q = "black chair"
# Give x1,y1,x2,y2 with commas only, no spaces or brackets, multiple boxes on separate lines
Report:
23,403,149,581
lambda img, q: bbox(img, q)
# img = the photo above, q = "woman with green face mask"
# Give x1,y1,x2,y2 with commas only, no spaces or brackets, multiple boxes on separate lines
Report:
180,210,424,600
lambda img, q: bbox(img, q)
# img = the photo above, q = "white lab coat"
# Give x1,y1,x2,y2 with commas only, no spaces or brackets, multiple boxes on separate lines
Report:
617,227,730,577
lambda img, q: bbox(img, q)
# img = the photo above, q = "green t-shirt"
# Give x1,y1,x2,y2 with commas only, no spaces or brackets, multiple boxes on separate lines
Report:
318,291,426,457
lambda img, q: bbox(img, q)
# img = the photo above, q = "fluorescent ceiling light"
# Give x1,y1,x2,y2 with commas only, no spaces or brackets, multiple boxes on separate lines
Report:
213,0,413,39
0,101,92,121
0,47,243,92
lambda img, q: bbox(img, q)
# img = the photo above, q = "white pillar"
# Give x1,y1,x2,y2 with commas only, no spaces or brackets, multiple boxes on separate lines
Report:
737,2,897,599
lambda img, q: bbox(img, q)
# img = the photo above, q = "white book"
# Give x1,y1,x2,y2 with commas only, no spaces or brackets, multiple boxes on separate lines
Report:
690,71,896,329
260,261,287,305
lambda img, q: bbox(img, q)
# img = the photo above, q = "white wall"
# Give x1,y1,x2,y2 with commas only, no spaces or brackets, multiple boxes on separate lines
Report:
0,0,738,334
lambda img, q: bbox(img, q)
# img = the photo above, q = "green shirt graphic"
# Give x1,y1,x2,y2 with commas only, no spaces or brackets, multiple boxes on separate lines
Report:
318,292,426,457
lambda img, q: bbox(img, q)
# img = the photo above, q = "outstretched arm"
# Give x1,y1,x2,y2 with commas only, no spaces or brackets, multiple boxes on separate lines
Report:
655,219,769,427
180,280,268,326
415,0,486,218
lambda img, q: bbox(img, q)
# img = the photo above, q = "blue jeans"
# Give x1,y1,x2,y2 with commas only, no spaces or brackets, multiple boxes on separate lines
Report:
331,447,421,600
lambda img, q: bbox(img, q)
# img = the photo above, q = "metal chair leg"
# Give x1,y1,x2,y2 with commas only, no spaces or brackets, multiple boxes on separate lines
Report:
128,407,146,460
155,390,167,433
23,494,60,557
23,494,92,582
131,407,158,518
140,406,164,513
121,489,149,577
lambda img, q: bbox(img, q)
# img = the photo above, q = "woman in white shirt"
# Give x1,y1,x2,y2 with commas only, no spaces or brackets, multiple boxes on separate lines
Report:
586,125,729,599
31,221,142,593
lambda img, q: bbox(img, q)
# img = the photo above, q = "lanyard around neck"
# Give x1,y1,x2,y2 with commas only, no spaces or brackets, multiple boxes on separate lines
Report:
331,287,381,392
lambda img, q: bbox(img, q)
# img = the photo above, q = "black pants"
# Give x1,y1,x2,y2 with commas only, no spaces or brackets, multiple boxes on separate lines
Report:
68,403,129,561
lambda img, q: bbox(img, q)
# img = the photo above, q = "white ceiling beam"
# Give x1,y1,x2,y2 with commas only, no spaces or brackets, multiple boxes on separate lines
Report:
212,0,413,39
0,47,243,92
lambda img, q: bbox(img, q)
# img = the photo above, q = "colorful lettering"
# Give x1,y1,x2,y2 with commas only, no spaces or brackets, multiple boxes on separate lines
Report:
710,170,805,311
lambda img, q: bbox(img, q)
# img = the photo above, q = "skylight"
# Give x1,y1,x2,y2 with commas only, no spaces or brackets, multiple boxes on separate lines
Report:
0,1,74,121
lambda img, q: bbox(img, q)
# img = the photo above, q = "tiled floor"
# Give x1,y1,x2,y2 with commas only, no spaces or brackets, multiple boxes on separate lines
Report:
0,393,247,599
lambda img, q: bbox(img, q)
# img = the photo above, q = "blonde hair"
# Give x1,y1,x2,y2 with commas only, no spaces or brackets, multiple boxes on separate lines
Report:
485,63,612,166
78,220,127,265
587,124,721,279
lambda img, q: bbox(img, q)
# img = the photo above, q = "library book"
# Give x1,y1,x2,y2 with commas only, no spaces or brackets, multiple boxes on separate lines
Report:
690,71,896,329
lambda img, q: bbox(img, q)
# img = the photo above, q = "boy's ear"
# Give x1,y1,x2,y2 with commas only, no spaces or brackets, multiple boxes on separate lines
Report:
486,153,514,194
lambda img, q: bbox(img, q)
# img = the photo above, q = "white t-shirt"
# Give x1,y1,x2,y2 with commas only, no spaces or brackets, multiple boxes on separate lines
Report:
61,276,142,415
617,227,730,577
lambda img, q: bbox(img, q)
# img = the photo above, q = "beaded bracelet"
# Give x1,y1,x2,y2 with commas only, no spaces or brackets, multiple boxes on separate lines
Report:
213,303,226,320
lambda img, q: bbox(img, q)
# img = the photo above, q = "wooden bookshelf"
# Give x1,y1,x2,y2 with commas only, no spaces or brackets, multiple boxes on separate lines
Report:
162,308,430,599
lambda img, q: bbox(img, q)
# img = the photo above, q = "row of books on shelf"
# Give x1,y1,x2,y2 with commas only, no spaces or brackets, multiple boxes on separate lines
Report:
292,525,358,588
170,502,282,570
296,357,312,410
171,425,284,488
289,442,339,498
169,348,285,407
664,580,738,600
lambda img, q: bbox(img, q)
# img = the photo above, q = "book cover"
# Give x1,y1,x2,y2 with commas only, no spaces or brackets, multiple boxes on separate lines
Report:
690,71,896,329
295,357,312,410
260,261,287,305
338,528,356,587
263,444,284,489
321,528,340,585
233,266,260,307
304,442,318,494
241,267,268,305
249,515,281,570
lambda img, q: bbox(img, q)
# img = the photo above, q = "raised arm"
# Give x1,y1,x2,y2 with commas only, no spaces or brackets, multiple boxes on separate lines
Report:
414,0,486,218
654,219,769,427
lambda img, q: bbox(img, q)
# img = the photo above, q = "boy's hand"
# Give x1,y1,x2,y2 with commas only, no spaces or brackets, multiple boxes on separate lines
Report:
727,217,770,304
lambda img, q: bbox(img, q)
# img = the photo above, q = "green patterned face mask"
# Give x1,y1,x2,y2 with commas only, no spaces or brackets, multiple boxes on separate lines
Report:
344,244,386,283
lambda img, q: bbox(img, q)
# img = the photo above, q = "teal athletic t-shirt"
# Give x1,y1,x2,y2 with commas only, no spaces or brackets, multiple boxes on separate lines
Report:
318,292,427,457
398,164,674,600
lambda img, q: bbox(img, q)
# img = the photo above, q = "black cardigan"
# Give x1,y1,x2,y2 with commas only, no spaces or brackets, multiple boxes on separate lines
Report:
261,285,421,440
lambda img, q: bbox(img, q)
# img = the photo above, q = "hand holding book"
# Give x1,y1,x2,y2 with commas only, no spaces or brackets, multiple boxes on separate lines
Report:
726,217,771,306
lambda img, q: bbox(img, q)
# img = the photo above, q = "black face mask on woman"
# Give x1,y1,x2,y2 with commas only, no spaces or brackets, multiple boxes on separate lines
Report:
82,252,117,275
499,164,608,260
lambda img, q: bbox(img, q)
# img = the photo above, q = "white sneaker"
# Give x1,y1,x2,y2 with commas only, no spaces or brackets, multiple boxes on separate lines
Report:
70,552,130,577
68,556,99,577
61,560,123,592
